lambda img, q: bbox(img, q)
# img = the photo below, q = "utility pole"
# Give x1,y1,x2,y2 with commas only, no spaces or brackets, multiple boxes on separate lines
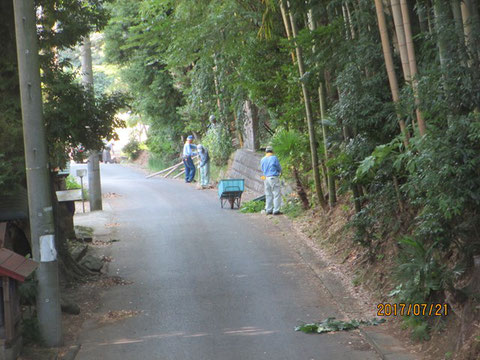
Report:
13,0,62,346
80,35,102,211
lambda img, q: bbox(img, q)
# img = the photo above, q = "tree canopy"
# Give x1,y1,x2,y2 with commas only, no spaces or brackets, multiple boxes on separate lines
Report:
0,0,125,192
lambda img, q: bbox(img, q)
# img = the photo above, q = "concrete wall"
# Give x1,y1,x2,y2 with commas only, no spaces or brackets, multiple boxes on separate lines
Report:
228,149,264,195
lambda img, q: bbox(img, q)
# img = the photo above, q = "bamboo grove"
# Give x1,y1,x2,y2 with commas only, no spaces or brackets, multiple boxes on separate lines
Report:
104,0,480,344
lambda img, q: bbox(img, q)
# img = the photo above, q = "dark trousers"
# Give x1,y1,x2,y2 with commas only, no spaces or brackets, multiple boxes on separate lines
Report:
183,156,196,182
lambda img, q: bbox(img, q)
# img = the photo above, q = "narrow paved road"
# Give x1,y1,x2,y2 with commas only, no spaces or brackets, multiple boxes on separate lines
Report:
75,164,379,360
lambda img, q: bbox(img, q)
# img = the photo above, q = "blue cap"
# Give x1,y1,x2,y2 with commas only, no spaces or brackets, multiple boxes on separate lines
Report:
187,135,194,140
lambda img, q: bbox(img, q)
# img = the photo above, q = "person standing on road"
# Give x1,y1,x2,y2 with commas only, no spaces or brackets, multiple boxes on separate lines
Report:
102,142,113,163
197,144,210,188
260,146,282,215
183,135,197,183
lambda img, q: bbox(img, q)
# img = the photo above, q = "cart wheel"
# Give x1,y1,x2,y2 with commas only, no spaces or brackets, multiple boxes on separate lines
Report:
220,199,224,208
229,198,234,209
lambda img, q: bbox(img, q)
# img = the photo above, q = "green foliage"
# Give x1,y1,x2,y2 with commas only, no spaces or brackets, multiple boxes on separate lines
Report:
123,138,142,160
209,162,229,184
147,153,173,172
402,316,431,342
355,138,403,183
240,200,265,213
18,275,37,306
74,225,94,238
18,275,42,345
65,175,89,199
282,197,305,218
402,116,480,250
271,129,310,176
65,175,81,190
389,237,449,304
201,125,234,166
0,0,125,195
146,128,179,160
43,67,127,168
22,317,43,345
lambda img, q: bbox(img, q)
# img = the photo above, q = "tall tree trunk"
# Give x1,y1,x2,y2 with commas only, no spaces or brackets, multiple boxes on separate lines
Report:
417,0,429,32
433,0,450,68
451,0,465,40
342,5,352,39
461,0,480,58
81,35,103,211
319,83,337,206
351,183,362,213
287,4,327,210
279,0,296,63
400,0,427,135
374,0,409,145
293,167,310,209
345,2,356,39
391,0,412,81
212,53,223,117
307,9,337,207
461,0,473,46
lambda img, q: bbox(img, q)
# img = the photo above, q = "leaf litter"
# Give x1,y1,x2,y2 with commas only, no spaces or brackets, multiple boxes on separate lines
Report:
295,317,386,334
99,310,141,324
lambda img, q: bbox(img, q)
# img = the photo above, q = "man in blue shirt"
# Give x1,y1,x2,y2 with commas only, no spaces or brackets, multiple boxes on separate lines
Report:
183,135,197,183
260,146,282,215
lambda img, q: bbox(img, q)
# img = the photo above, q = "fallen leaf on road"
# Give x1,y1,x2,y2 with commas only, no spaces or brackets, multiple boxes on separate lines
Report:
92,239,120,247
99,310,140,324
105,222,120,228
103,192,121,198
95,276,133,287
295,317,386,334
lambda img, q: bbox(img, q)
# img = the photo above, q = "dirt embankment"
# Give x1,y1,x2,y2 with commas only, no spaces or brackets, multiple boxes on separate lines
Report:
291,195,479,360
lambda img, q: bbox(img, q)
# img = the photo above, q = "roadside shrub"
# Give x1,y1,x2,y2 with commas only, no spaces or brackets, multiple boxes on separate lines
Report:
282,197,304,218
148,153,173,172
146,129,179,160
201,125,234,166
389,237,449,304
123,138,141,160
240,200,265,213
270,129,310,178
65,175,80,189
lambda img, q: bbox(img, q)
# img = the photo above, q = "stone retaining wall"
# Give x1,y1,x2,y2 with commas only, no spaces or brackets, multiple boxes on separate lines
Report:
228,149,264,195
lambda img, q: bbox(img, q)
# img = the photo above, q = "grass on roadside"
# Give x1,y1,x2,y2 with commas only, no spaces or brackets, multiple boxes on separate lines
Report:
208,163,229,184
240,200,265,213
282,197,305,218
147,153,177,172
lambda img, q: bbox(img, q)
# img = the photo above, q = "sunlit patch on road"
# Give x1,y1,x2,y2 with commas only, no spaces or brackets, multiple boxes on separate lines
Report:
223,327,278,336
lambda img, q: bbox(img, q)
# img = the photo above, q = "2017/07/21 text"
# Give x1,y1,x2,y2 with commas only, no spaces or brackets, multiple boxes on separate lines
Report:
377,303,448,317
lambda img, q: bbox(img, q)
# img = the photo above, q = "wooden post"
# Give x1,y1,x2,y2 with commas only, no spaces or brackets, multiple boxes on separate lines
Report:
3,278,12,341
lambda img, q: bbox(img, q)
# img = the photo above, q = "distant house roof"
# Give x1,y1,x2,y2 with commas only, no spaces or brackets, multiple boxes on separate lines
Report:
0,186,28,222
0,248,37,282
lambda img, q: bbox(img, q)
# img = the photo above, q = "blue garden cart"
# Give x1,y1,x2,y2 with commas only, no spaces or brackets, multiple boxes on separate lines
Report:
218,179,244,209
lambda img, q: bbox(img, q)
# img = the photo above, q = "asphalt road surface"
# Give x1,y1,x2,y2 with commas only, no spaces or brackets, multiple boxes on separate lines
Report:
75,164,379,360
